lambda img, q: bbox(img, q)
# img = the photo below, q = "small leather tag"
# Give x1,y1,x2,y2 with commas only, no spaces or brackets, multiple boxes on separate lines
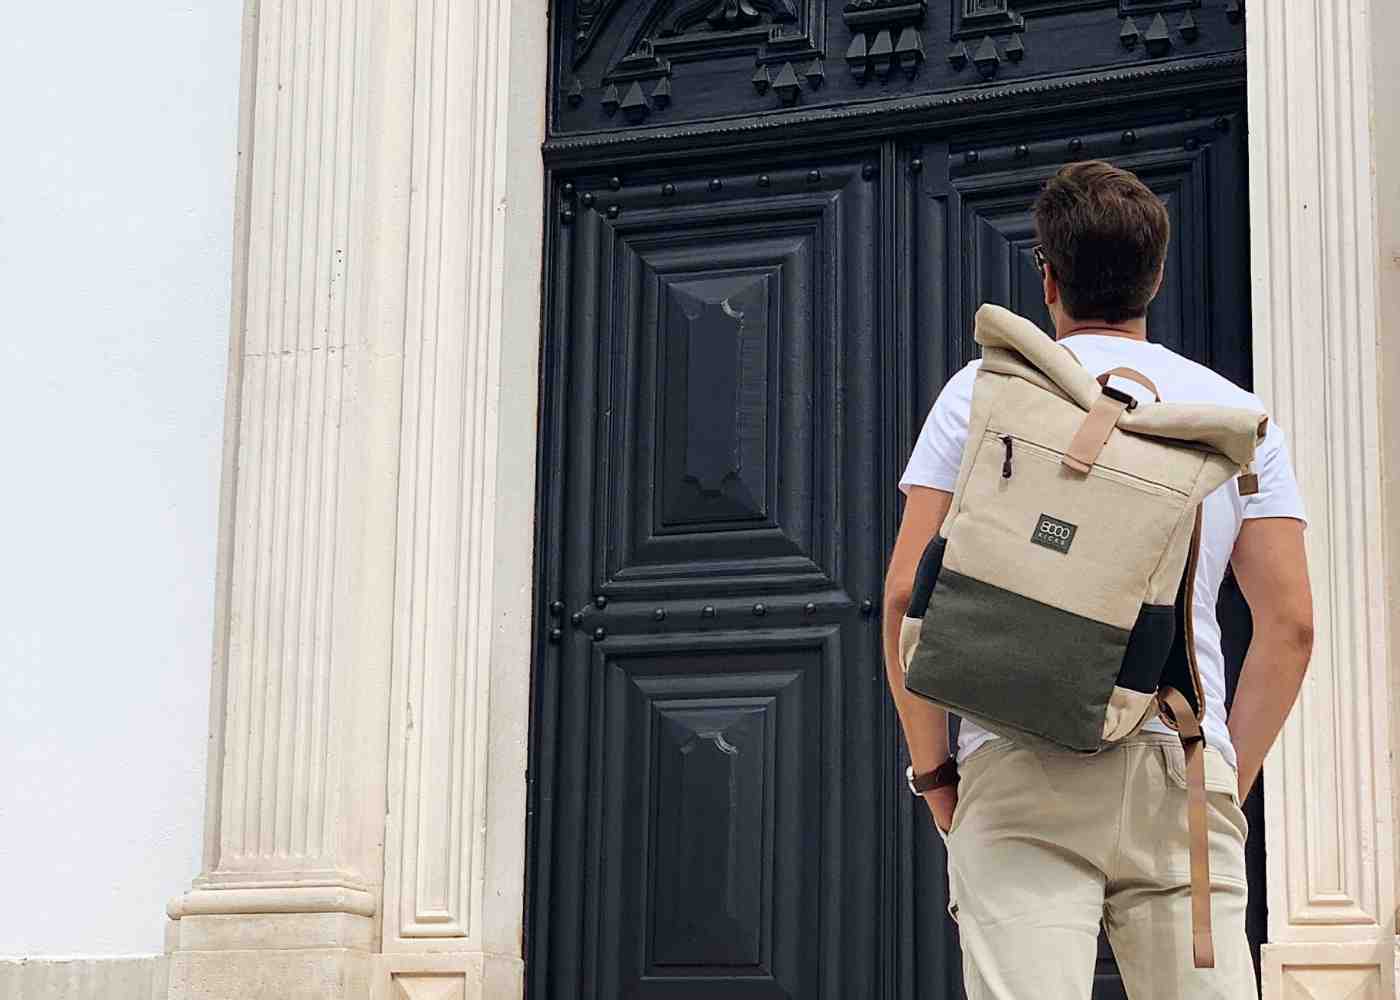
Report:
1237,472,1259,496
1031,513,1077,554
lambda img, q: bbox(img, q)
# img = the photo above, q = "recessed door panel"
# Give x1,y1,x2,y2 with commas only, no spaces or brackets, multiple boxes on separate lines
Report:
910,107,1250,381
594,629,839,998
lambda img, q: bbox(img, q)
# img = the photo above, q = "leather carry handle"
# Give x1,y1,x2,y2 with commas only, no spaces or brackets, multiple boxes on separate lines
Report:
1097,366,1161,402
1060,345,1163,404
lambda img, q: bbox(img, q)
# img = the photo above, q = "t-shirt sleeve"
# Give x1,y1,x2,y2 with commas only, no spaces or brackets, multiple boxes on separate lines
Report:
899,362,977,495
1239,418,1308,526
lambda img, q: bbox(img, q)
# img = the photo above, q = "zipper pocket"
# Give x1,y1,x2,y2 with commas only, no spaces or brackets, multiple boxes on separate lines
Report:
987,430,1189,499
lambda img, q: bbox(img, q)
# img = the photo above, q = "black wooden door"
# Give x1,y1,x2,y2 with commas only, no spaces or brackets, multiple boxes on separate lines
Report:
531,3,1261,997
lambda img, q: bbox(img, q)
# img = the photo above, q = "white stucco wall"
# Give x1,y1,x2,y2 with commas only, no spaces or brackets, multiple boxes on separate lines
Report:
0,3,239,955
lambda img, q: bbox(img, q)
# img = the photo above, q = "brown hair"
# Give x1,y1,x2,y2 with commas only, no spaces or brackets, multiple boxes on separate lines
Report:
1032,161,1170,323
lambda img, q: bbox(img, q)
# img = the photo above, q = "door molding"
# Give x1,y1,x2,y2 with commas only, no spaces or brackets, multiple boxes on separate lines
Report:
542,51,1244,168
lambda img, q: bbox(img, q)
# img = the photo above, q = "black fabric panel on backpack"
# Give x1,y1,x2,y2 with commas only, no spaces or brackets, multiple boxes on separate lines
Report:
1159,564,1202,718
907,535,947,619
1117,604,1177,693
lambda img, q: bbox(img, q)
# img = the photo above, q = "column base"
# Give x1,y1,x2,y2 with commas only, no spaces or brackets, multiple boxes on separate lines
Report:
167,948,372,1000
165,885,379,1000
1260,939,1395,999
372,954,524,1000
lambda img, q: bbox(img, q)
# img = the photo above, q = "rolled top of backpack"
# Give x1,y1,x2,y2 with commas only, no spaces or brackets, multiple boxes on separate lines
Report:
974,303,1266,468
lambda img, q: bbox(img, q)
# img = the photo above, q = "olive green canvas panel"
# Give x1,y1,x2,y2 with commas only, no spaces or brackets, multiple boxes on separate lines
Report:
905,569,1130,753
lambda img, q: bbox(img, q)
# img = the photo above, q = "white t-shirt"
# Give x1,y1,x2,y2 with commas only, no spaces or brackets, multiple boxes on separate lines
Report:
899,334,1307,769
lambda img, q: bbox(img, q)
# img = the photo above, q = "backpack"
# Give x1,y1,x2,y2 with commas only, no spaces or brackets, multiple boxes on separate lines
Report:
900,303,1266,969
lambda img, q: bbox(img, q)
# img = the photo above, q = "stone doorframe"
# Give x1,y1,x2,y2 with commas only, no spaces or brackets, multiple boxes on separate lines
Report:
159,1,1399,999
1248,1,1399,996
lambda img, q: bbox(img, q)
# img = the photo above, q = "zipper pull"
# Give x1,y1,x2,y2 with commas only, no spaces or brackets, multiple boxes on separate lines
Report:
1001,435,1014,479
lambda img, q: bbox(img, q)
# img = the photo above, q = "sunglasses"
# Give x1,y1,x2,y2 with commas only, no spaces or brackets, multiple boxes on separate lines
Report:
1032,244,1048,275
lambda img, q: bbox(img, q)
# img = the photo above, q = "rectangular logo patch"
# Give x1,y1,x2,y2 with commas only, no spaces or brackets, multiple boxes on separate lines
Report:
1031,514,1078,554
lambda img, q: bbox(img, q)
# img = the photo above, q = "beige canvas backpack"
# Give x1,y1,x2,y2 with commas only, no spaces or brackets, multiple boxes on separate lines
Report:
900,303,1267,968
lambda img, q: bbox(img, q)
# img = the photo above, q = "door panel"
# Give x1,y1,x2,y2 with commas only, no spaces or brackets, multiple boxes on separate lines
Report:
595,629,836,998
601,207,834,598
532,150,891,999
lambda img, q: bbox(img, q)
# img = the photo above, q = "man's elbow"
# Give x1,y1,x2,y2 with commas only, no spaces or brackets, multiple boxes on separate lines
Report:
883,580,914,618
1270,611,1315,665
1290,618,1316,660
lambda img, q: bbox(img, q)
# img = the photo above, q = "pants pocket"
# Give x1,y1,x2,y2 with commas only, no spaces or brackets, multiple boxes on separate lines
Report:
1158,744,1250,862
948,739,1017,836
1210,788,1250,842
1160,744,1243,803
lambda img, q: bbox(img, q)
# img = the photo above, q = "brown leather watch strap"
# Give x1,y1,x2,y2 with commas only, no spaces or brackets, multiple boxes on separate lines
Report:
909,757,959,794
1159,686,1216,969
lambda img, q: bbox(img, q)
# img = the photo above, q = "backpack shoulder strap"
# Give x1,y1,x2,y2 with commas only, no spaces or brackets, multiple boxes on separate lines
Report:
1158,686,1216,970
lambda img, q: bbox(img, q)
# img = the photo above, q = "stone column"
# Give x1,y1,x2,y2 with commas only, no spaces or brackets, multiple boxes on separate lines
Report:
165,0,410,995
1247,1,1398,996
1380,1,1400,989
166,0,545,996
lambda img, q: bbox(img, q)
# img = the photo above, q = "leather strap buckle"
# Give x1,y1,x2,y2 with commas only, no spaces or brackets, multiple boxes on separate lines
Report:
1100,384,1139,410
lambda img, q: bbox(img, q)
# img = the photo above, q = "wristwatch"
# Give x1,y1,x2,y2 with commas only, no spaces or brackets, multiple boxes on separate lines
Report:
907,756,959,795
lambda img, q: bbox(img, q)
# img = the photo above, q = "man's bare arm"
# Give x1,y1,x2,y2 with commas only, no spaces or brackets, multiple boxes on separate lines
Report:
882,487,954,775
1226,516,1314,801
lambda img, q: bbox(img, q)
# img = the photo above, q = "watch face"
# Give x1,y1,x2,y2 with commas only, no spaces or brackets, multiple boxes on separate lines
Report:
905,764,918,795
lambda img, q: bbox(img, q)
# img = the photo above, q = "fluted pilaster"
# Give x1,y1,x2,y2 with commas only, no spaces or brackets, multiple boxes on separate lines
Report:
1248,0,1397,996
375,0,545,993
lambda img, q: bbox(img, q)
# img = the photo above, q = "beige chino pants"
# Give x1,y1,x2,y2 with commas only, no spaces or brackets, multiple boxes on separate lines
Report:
943,733,1256,1000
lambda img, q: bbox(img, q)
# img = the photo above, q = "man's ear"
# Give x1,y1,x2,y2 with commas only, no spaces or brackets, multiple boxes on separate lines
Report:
1148,262,1165,302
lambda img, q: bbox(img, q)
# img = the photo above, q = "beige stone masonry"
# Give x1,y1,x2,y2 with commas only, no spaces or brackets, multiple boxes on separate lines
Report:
0,958,169,1000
